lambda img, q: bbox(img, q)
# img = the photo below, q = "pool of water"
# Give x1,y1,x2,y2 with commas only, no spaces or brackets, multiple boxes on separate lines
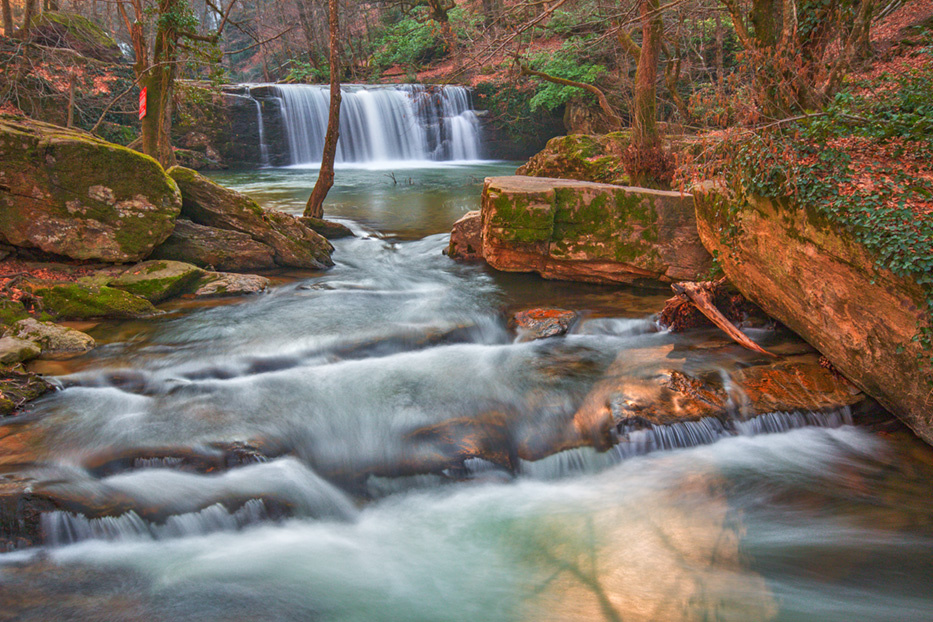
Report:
1,164,932,622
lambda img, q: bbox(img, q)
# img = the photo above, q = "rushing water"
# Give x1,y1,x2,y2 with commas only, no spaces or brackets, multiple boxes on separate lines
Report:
2,164,933,621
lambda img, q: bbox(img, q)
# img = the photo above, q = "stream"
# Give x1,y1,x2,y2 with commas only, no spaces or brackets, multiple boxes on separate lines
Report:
1,163,932,621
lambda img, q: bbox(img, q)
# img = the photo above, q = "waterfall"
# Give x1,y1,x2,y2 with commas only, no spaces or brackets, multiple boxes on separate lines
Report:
266,84,482,165
248,86,270,167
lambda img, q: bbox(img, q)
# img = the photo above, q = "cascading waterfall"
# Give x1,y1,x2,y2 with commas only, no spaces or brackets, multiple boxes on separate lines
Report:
268,84,482,165
247,86,271,167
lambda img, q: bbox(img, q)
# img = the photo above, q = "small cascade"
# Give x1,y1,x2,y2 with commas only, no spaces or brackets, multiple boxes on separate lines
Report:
248,86,271,167
517,408,855,479
41,499,269,546
267,84,482,165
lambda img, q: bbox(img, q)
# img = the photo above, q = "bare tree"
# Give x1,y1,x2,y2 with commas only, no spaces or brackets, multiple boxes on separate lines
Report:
304,0,339,219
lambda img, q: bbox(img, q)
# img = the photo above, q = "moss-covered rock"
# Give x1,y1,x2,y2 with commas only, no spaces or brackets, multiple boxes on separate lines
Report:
479,176,711,286
167,166,334,269
0,300,29,328
0,338,41,366
0,367,53,416
29,11,123,63
516,133,630,184
7,318,95,354
109,260,207,303
0,116,182,263
26,282,157,320
149,219,277,272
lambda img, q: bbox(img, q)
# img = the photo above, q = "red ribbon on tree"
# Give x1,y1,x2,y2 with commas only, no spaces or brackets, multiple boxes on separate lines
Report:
138,87,147,120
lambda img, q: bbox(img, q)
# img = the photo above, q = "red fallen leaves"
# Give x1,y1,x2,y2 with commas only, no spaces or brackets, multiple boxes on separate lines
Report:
0,258,95,303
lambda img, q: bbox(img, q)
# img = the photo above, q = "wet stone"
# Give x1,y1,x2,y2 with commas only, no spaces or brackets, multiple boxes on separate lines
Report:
509,308,579,341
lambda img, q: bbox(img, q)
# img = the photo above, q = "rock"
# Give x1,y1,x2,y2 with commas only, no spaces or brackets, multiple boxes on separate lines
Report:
516,133,629,184
299,216,355,239
25,282,157,320
109,260,206,303
7,318,94,354
509,308,579,341
0,116,182,263
575,345,867,430
0,338,40,366
0,368,53,416
694,183,933,444
480,176,712,286
444,211,483,261
194,272,269,297
149,219,277,272
174,148,226,171
167,166,334,269
28,11,123,63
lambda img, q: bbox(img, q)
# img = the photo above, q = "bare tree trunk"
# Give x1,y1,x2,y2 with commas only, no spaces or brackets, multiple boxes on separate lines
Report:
304,0,340,219
1,0,14,37
633,0,662,151
20,0,38,38
715,12,724,87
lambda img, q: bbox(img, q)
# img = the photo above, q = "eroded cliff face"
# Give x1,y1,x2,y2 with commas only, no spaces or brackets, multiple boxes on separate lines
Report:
693,183,933,444
478,176,711,286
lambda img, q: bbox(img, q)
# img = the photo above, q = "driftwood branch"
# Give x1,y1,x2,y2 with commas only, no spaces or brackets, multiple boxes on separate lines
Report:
670,280,777,357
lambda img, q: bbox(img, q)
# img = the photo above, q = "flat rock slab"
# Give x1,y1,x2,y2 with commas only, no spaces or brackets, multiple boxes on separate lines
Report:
109,260,206,303
481,176,711,286
149,219,277,272
194,272,269,297
7,318,94,354
0,337,40,366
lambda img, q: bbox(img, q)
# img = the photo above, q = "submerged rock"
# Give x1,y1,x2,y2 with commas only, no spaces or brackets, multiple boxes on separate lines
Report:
25,282,156,320
109,260,206,303
480,176,711,286
444,210,483,261
694,183,933,445
509,308,579,341
0,116,182,263
149,219,277,272
516,132,629,184
167,166,334,269
7,318,94,354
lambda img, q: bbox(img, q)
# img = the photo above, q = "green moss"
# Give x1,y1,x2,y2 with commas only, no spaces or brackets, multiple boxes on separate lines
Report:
0,299,28,328
488,191,555,244
31,283,157,319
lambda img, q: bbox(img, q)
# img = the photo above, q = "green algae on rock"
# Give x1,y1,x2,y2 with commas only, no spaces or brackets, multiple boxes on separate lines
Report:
26,282,157,320
516,133,630,184
0,116,182,263
109,260,207,303
479,176,711,286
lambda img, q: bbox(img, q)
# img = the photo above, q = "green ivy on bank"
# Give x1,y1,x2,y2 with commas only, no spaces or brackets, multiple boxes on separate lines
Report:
718,45,933,364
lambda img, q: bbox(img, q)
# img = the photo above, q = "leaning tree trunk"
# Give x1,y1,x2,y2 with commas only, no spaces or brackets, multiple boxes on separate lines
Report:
1,0,13,37
140,16,178,168
304,0,340,219
19,0,38,38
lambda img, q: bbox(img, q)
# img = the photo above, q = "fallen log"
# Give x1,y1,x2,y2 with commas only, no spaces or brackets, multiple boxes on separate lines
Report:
669,279,777,357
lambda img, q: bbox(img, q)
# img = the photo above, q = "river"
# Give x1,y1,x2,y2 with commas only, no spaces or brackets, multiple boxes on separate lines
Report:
1,163,932,621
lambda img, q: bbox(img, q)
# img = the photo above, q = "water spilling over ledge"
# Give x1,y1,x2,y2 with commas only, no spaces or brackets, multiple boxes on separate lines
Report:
236,83,483,166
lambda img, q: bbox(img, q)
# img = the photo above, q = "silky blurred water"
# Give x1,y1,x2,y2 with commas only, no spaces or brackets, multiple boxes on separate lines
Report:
2,164,932,622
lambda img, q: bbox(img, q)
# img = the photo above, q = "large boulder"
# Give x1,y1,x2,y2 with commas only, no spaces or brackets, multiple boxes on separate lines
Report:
149,219,277,272
167,167,334,270
480,176,711,286
28,12,123,63
0,116,181,263
693,184,933,444
516,133,629,184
